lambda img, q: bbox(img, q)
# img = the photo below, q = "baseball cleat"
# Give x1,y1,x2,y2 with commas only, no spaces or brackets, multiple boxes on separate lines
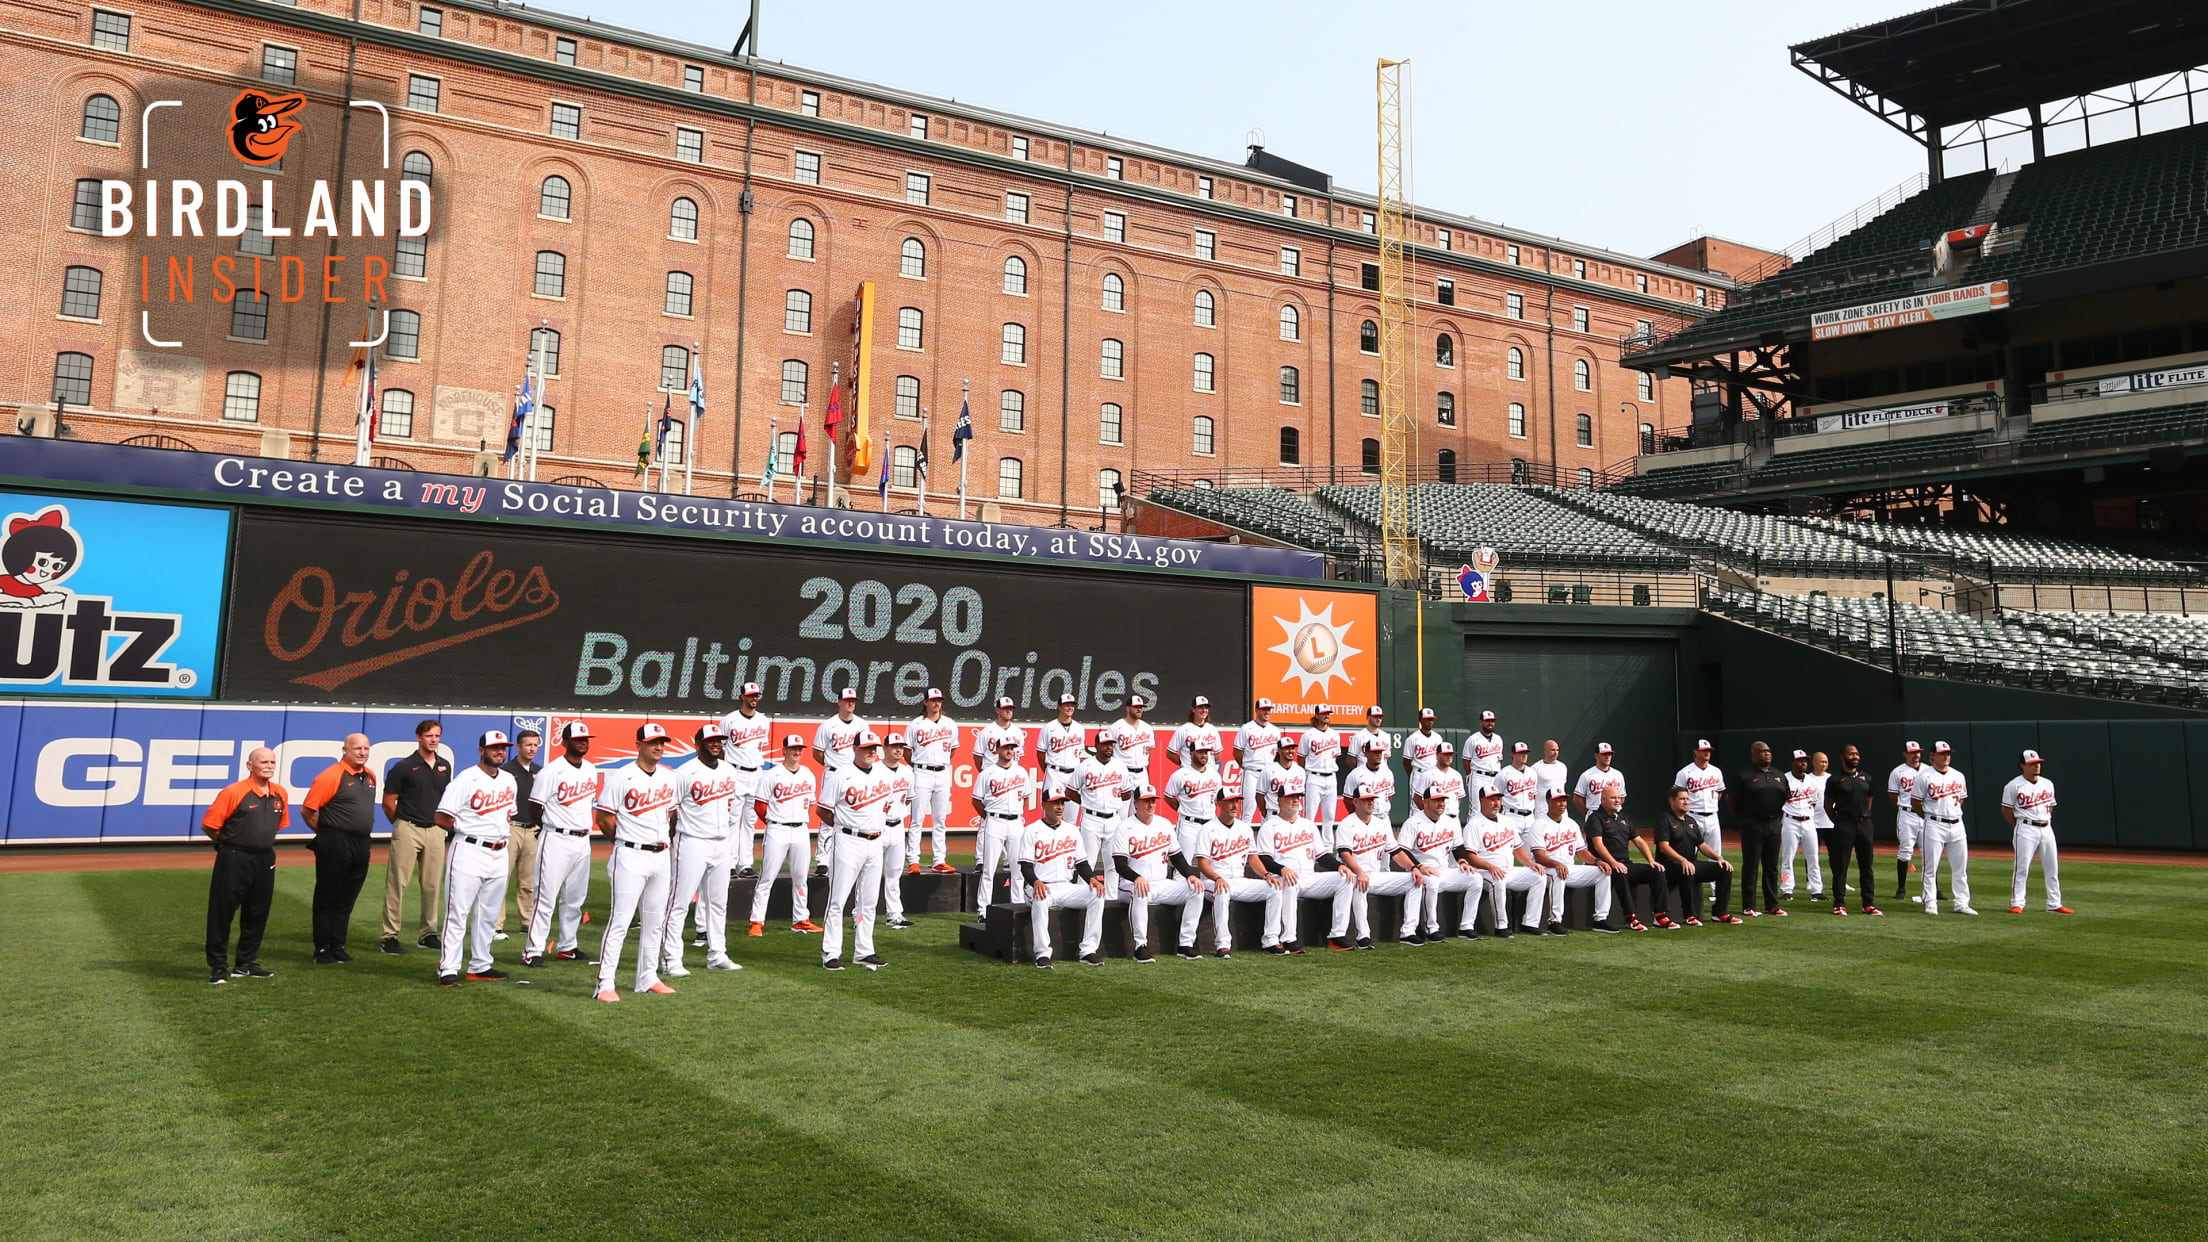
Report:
1683,916,1703,927
1133,946,1156,962
1809,892,1825,902
859,955,887,971
1714,914,1743,925
1954,906,1979,916
595,989,621,1002
1453,928,1481,940
1924,905,1939,915
691,934,709,948
1768,907,1788,918
736,867,758,880
747,922,765,937
706,957,743,971
1033,956,1053,970
1356,937,1376,949
1545,922,1569,936
643,981,677,994
906,863,922,875
1211,949,1231,960
232,962,274,978
2010,905,2025,914
887,917,914,930
1912,894,1925,903
438,974,460,988
663,964,691,978
931,862,958,873
1863,905,1885,916
492,930,509,941
207,968,227,985
381,937,403,955
821,959,844,971
1833,906,1849,916
520,954,545,967
1263,943,1290,956
1327,937,1355,951
791,920,823,933
1654,915,1677,929
1743,908,1762,918
418,933,442,951
1400,933,1426,947
2053,906,2075,915
1284,940,1305,955
812,865,829,877
1173,945,1200,959
465,969,509,982
554,948,586,960
1626,918,1648,933
1590,921,1620,934
1491,928,1515,939
1078,953,1103,967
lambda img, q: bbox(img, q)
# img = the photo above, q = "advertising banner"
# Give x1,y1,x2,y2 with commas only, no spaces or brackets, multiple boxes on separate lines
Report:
1248,586,1380,719
2095,361,2208,397
222,512,1251,716
1809,279,2009,341
1812,400,1952,435
0,490,229,698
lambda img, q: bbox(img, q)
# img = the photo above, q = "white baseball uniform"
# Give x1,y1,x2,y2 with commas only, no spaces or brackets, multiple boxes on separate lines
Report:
1402,729,1446,775
1912,766,1971,912
818,760,900,964
1233,718,1284,821
1780,771,1825,897
1340,763,1397,824
2002,775,2061,910
663,756,744,972
1335,811,1418,940
748,760,818,927
1529,812,1612,925
904,714,959,866
1073,753,1138,866
1163,763,1228,838
717,706,775,865
1297,725,1344,833
1409,765,1466,823
1105,717,1156,778
435,763,516,978
525,755,599,959
1573,764,1627,817
1674,761,1727,854
972,720,1026,766
1256,813,1350,945
1889,761,1925,863
876,760,913,922
812,714,870,880
1497,764,1541,849
1466,730,1506,781
1263,760,1307,819
1397,808,1477,935
1019,813,1102,961
1166,720,1223,769
1187,816,1268,952
1036,718,1089,826
594,761,678,993
1467,810,1547,932
1111,812,1204,951
973,760,1036,912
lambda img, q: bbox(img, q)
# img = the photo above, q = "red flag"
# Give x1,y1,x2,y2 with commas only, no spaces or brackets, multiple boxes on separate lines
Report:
792,415,809,473
823,380,843,437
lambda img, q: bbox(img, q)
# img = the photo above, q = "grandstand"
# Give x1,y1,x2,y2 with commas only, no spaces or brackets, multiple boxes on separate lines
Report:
1143,486,1362,556
1546,489,1909,577
1796,516,2205,584
1313,483,1687,572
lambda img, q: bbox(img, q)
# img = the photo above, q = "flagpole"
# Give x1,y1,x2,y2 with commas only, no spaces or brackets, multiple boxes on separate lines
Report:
916,407,929,517
957,378,969,522
354,358,371,467
527,318,547,482
827,361,841,510
879,432,890,513
685,340,700,497
763,414,778,503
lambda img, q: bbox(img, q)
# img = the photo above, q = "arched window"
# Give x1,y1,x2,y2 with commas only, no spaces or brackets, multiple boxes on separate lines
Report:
900,237,926,278
660,345,691,391
51,352,94,405
897,306,923,350
1100,402,1123,445
999,389,1025,431
660,418,686,465
59,266,102,319
1360,379,1379,417
1279,426,1301,465
787,217,815,259
1438,448,1457,484
1102,272,1124,312
1508,403,1527,438
1507,347,1525,380
1279,366,1300,404
784,289,812,333
1639,371,1654,402
539,175,571,219
1360,437,1380,475
780,359,808,404
1193,353,1215,393
1101,339,1124,379
1576,412,1593,446
1639,422,1655,454
401,151,433,184
81,94,121,142
1359,319,1379,353
222,371,261,423
1574,359,1592,391
664,271,694,316
1099,468,1123,512
892,444,918,489
533,251,566,297
1511,458,1530,485
670,197,698,240
997,457,1023,499
530,327,561,375
894,375,920,419
1192,415,1215,456
1001,323,1026,364
1279,304,1299,341
1436,391,1455,426
1577,467,1594,489
1193,289,1215,327
378,388,415,438
1003,255,1027,294
385,310,421,359
1436,333,1454,367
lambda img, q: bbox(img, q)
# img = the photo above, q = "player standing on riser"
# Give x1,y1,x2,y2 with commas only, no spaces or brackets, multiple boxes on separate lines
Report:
972,738,1035,919
1036,694,1088,832
817,731,896,972
878,734,915,931
1296,705,1343,840
903,690,960,874
811,689,870,880
1073,732,1138,875
716,682,773,880
1233,697,1283,825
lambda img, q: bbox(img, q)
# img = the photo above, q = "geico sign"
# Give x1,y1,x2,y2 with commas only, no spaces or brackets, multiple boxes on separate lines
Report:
33,737,442,808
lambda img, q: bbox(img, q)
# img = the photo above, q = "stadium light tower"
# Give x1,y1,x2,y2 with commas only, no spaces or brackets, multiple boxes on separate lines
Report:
1375,58,1419,593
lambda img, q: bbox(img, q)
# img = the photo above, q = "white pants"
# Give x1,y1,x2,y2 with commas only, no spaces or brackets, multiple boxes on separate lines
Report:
749,824,812,925
1268,870,1355,945
978,818,1024,910
1307,772,1339,833
1920,819,1970,911
1078,809,1124,872
878,829,906,920
1895,809,1922,861
732,772,760,869
1410,867,1479,934
596,844,672,993
1349,870,1418,939
2012,823,2061,909
1779,817,1823,895
1120,876,1205,949
438,837,509,976
1544,864,1612,924
1489,866,1548,929
1046,767,1082,826
908,775,952,865
822,829,883,964
1207,877,1275,951
663,833,734,970
1241,771,1267,824
525,828,593,957
1029,880,1104,960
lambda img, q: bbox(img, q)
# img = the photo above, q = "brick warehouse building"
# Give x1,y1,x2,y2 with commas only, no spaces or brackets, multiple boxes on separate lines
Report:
4,0,1765,525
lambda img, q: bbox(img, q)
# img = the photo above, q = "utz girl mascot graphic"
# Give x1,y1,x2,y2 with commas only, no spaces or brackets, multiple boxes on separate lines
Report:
1456,546,1500,604
0,508,82,611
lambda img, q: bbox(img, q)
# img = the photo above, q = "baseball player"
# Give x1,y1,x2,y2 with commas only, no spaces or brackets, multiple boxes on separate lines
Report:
817,730,897,971
1498,743,1541,847
1297,704,1344,836
972,695,1025,768
747,734,822,936
1165,696,1222,769
1036,694,1088,826
1395,786,1480,944
1889,741,1930,903
1346,706,1391,768
1824,745,1881,917
971,737,1035,917
521,721,600,968
1571,743,1627,819
716,682,774,878
1911,741,1974,915
1110,783,1205,961
1531,740,1570,808
1232,697,1282,823
1656,785,1739,925
1255,788,1351,954
1019,783,1105,968
1105,694,1156,782
877,733,915,930
1188,796,1271,957
1073,731,1139,870
1340,741,1397,825
904,689,960,873
1582,786,1660,932
813,688,871,877
432,731,519,987
1332,787,1419,948
662,724,744,977
1779,749,1824,903
593,723,680,1002
1162,743,1227,840
1409,742,1466,822
1466,710,1505,784
1403,708,1445,775
1528,789,1612,935
1672,739,1727,871
2003,749,2070,915
1263,745,1307,823
1465,783,1547,938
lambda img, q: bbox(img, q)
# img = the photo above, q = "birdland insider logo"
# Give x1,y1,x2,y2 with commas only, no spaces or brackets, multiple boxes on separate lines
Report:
0,506,194,691
1250,586,1376,716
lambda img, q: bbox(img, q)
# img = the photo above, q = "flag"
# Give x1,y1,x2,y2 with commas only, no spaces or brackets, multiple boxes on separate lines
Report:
951,396,973,462
357,352,378,452
634,405,654,477
762,423,780,486
339,341,368,389
655,393,676,463
877,437,891,501
823,380,843,438
915,418,931,486
504,375,533,463
688,363,706,425
792,416,809,474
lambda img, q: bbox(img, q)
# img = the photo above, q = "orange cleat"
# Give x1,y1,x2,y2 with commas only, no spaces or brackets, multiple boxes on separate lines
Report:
644,981,676,995
2053,906,2075,914
2010,905,2025,914
931,862,958,873
594,989,620,1003
747,921,765,937
907,862,922,875
791,919,824,933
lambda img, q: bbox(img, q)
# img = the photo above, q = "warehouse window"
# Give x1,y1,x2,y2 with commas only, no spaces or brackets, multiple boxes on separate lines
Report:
1279,426,1300,465
71,180,102,231
897,307,924,350
402,151,432,185
900,237,926,279
1360,379,1379,417
1360,438,1379,475
407,75,439,112
905,172,929,205
1573,306,1590,334
90,9,130,51
1099,468,1122,511
1006,192,1028,223
1438,449,1457,483
1001,323,1026,365
418,6,442,35
1193,289,1215,327
998,457,1023,499
59,266,103,320
1359,320,1379,354
539,176,571,219
1102,272,1124,312
1011,135,1029,160
378,389,414,439
222,372,261,422
800,90,819,116
1103,211,1125,243
684,65,705,93
1195,229,1215,260
1507,292,1524,319
1192,415,1215,456
670,198,698,239
1577,413,1593,446
1574,359,1591,391
908,113,928,140
1436,333,1454,367
551,103,581,140
51,353,94,405
1279,304,1300,341
676,128,703,163
1279,366,1300,405
1193,353,1215,393
1003,256,1027,295
228,290,268,340
81,94,121,142
1280,246,1300,276
788,218,814,259
1508,347,1525,380
385,310,421,359
394,235,426,278
1099,403,1123,445
781,359,808,404
533,251,566,298
1639,372,1654,401
1508,403,1526,438
1437,392,1455,426
659,346,690,391
892,445,917,489
1000,389,1025,431
664,272,694,317
1101,338,1124,378
894,376,919,419
794,151,820,185
1436,277,1454,306
530,327,561,376
555,37,575,64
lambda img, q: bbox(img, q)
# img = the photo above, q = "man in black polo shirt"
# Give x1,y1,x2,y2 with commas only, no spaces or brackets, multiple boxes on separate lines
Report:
1655,785,1738,925
381,719,453,956
1584,788,1667,932
303,733,378,963
1824,744,1882,916
1729,741,1789,918
497,728,544,943
203,746,290,984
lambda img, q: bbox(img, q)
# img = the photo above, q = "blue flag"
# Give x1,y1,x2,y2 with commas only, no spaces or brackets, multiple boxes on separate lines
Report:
503,375,534,462
878,439,891,500
952,397,973,462
688,364,705,424
656,393,675,460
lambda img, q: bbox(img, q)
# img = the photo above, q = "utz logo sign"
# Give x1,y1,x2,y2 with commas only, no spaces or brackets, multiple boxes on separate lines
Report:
0,493,229,697
1457,546,1500,603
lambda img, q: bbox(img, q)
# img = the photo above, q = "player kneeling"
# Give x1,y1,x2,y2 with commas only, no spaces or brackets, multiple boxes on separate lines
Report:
1254,789,1350,955
1021,784,1105,969
1109,784,1204,961
1332,789,1417,949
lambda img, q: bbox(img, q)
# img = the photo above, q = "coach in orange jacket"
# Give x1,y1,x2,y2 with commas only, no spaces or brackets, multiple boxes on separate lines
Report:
304,734,378,964
204,746,290,985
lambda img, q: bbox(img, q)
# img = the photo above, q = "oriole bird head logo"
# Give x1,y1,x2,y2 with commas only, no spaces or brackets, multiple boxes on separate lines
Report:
228,90,305,165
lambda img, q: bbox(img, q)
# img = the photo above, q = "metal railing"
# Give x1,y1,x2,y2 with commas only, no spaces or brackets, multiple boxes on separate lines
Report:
1731,170,1931,287
1132,460,1635,495
1427,565,1699,608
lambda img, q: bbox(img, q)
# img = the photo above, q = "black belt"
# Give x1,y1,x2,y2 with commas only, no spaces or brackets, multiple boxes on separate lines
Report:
734,764,759,772
1784,814,1811,822
768,820,806,828
459,834,507,851
990,812,1021,820
839,826,881,840
1049,765,1076,774
548,826,590,837
1086,809,1116,818
2019,818,2049,827
1182,815,1212,824
884,819,902,828
1929,813,1961,823
918,763,947,772
618,840,669,852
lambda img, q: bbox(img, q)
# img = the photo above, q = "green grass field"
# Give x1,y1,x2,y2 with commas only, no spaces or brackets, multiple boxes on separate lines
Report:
3,859,2203,1242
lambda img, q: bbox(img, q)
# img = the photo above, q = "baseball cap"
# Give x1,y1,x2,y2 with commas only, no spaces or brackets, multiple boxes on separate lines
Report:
1513,741,1529,753
925,687,944,700
2021,748,2043,763
1368,705,1385,716
996,695,1016,709
1596,742,1613,755
1481,710,1497,722
1791,749,1808,760
1041,781,1070,803
1438,741,1455,754
1093,731,1116,746
1933,740,1953,754
1419,708,1435,720
1192,694,1210,707
994,735,1020,749
637,722,671,744
1364,740,1385,753
1547,787,1569,801
1196,740,1216,751
887,731,908,747
1314,702,1332,714
856,730,883,748
1255,697,1274,710
740,682,762,697
838,687,858,701
1694,738,1712,751
557,720,592,743
781,733,806,748
1905,740,1923,753
1059,693,1077,706
695,722,727,743
1136,782,1158,799
1479,781,1501,799
478,730,511,748
1130,694,1149,708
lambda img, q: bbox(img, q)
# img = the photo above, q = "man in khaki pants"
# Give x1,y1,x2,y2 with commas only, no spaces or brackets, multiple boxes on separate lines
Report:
380,719,454,956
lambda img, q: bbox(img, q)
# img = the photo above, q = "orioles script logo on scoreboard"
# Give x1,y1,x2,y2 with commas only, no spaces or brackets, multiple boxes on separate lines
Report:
259,549,561,692
1250,586,1377,717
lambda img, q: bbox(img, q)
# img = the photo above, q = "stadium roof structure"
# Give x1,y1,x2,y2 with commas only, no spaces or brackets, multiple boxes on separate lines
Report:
1791,0,2208,149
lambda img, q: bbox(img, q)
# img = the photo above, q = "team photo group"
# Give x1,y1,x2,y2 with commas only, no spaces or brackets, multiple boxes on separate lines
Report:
197,687,2074,993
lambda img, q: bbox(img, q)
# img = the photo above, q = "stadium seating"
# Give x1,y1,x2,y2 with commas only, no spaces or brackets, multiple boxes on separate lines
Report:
1145,486,1361,554
1800,518,2205,584
1551,490,1902,576
2009,611,2208,672
1750,430,1989,486
2021,401,2208,458
1314,483,1689,571
1969,123,2208,284
1606,459,1746,498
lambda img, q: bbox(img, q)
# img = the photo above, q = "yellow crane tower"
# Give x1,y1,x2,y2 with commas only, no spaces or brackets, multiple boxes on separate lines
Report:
1377,57,1424,699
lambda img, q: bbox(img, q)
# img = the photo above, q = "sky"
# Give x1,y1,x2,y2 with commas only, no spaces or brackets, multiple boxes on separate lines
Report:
551,0,1939,261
